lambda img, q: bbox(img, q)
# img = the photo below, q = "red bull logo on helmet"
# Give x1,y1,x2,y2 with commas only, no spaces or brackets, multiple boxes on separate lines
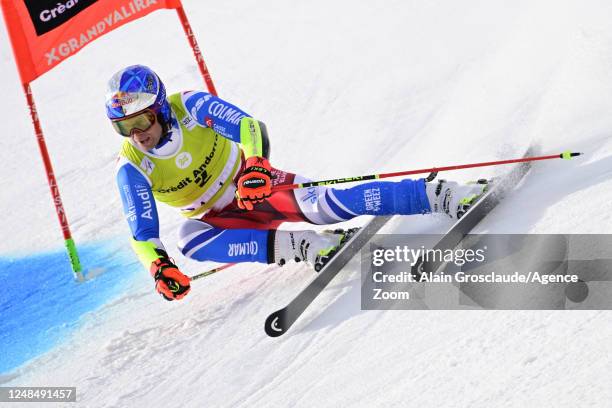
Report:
110,91,135,108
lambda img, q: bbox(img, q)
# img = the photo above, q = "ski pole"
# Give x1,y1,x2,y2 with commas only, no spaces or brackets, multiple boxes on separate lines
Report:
271,151,582,192
190,263,236,281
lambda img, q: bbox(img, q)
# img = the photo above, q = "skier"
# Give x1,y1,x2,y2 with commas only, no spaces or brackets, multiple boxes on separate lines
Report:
107,65,486,301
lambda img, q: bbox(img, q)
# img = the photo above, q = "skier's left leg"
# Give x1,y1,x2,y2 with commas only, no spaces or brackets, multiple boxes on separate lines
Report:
291,175,431,224
307,176,488,221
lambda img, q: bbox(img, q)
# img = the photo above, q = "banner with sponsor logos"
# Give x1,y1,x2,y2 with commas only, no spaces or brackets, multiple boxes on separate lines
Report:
1,0,182,83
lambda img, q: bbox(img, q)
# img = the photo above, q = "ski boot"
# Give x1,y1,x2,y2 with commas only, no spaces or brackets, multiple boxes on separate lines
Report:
425,179,489,219
273,227,360,272
313,227,360,271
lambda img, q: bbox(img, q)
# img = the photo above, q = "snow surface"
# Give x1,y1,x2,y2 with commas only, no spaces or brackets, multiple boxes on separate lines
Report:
1,0,611,406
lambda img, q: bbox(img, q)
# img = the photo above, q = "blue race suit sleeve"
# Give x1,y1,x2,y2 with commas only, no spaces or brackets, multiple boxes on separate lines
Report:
183,91,250,142
116,162,160,241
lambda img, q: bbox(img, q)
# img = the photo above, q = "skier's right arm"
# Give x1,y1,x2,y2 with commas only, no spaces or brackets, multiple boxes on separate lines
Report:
116,162,191,301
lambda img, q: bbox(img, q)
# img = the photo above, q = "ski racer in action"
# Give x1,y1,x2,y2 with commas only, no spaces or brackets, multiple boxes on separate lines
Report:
107,65,486,301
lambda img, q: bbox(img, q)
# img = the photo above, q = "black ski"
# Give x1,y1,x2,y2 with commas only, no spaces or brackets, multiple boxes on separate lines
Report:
264,215,393,337
411,146,535,278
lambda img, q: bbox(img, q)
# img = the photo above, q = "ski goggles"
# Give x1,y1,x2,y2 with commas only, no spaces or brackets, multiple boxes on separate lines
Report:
111,110,157,137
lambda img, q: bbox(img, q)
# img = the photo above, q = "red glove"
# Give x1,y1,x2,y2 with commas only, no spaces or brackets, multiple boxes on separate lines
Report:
150,256,191,301
236,156,273,210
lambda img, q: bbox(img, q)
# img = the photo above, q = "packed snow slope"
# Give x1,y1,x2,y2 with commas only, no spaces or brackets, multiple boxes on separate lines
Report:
1,0,611,406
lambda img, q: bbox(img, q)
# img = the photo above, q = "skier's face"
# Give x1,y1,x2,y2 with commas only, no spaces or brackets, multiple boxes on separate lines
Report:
131,120,162,151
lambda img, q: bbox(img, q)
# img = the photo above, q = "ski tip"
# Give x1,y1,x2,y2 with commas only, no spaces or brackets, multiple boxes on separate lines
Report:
265,310,288,337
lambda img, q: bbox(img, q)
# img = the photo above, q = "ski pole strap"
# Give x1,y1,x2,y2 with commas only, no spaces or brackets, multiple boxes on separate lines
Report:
272,151,583,192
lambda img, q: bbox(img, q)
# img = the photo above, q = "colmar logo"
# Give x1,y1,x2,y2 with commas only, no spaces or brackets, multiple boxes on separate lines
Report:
208,101,246,126
228,241,259,257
